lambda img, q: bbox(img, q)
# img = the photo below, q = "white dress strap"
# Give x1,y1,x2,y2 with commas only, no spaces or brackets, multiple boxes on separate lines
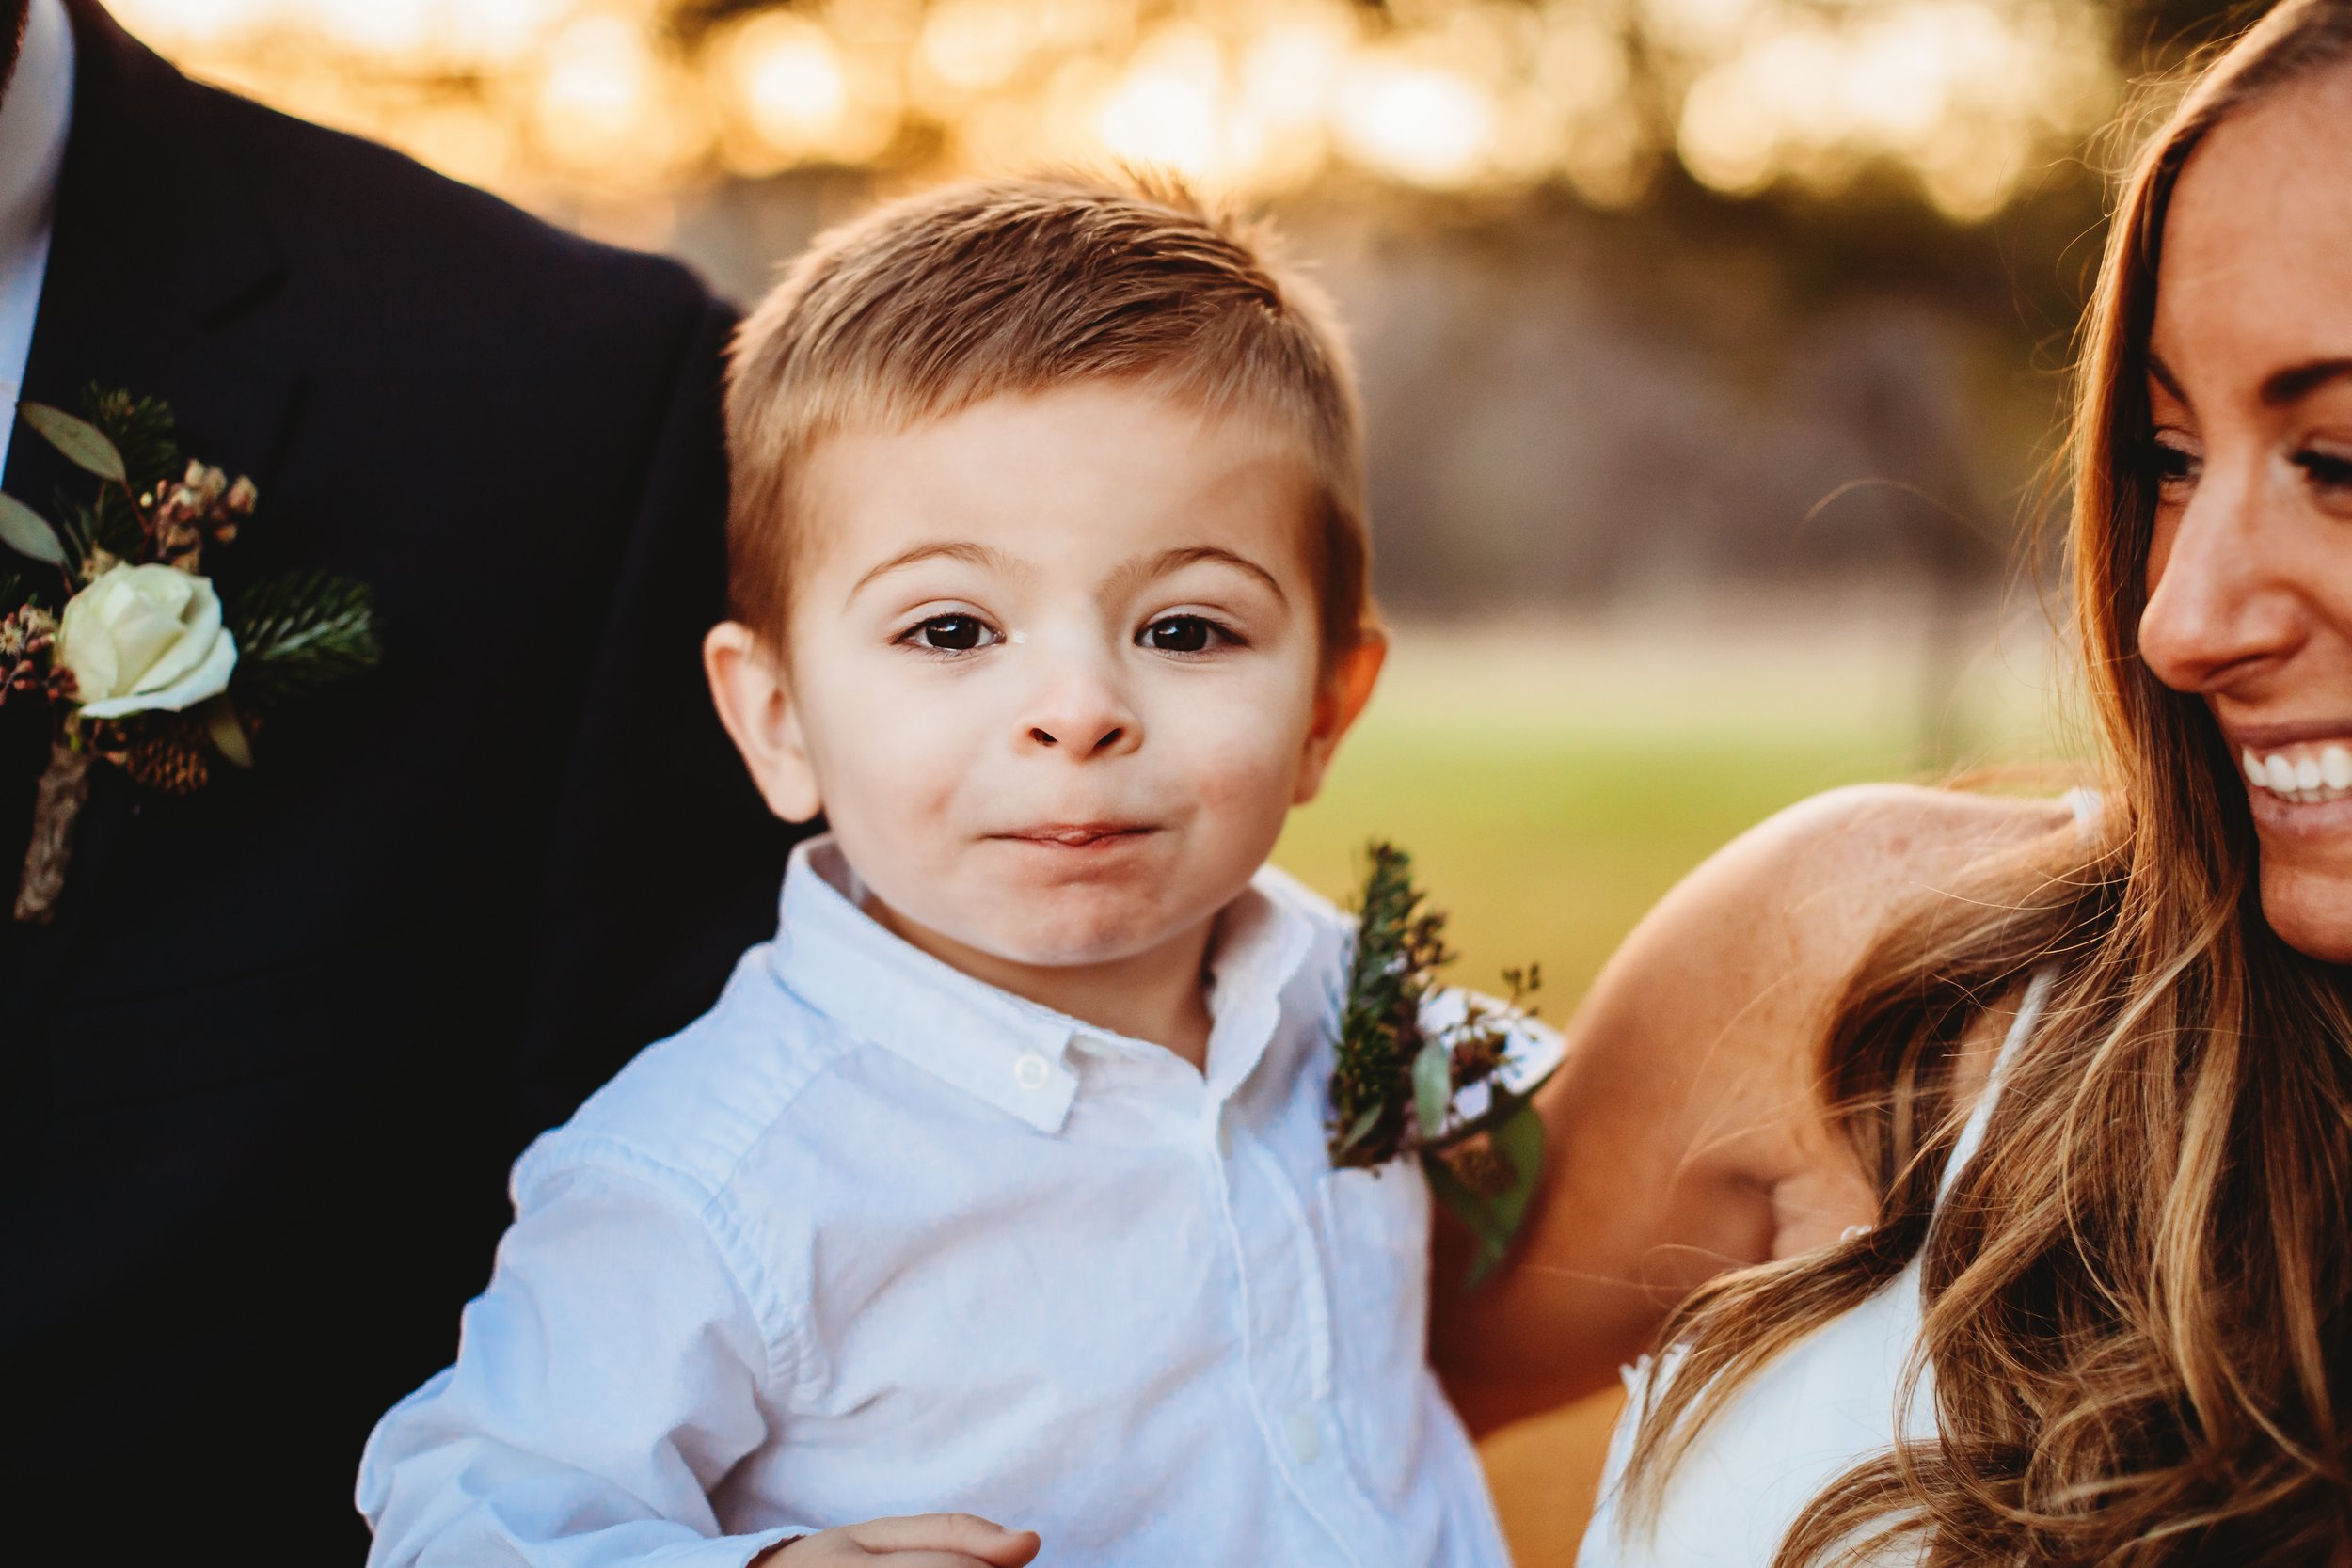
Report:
1937,965,2053,1201
1939,788,2093,1201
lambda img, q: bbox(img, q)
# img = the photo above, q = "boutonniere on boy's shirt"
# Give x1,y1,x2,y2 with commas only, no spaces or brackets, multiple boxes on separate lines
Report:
1328,840,1561,1287
0,388,381,922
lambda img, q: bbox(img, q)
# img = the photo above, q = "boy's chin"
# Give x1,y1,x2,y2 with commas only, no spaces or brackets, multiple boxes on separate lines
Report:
963,908,1192,970
912,887,1215,973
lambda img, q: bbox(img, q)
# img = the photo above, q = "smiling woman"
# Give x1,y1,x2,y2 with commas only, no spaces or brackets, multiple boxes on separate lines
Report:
2137,58,2352,960
1432,4,2352,1564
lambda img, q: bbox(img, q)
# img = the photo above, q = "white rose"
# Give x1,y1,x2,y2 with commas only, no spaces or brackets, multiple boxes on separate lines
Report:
57,562,239,721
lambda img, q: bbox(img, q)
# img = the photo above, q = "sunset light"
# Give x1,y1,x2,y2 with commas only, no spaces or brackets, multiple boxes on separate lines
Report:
107,0,2122,223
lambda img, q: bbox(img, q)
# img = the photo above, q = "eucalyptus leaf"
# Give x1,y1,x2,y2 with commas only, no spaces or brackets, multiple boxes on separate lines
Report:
1422,1151,1511,1290
1336,1103,1385,1159
199,696,254,768
0,491,67,566
1412,1037,1453,1142
1486,1102,1547,1251
22,404,127,483
1422,1151,1511,1248
1421,1102,1549,1291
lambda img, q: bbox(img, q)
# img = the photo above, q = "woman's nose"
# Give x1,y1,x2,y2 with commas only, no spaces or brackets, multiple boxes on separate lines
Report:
2137,467,2305,695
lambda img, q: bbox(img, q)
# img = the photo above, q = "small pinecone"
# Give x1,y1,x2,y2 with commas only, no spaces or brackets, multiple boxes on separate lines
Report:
1450,1030,1509,1085
121,718,213,794
1442,1138,1518,1200
148,462,255,565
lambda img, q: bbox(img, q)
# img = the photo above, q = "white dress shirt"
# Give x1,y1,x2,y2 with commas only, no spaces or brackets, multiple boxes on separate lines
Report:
0,0,73,480
360,837,1527,1568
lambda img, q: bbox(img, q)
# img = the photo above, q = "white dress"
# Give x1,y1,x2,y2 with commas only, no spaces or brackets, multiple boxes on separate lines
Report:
1578,790,2094,1568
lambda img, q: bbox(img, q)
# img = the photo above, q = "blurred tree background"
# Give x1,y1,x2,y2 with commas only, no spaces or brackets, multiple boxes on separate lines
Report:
106,0,2267,1556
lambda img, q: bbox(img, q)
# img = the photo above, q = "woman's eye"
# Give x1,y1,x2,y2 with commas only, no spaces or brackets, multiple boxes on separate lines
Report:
904,614,995,653
2295,447,2352,494
2149,435,2201,494
1139,615,1226,654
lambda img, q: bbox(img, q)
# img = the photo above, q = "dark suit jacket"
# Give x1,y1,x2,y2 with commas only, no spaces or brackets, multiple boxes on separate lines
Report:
0,4,798,1551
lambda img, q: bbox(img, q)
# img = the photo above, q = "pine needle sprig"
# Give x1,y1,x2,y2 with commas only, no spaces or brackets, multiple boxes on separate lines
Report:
1331,841,1454,1167
78,386,183,562
81,385,183,494
226,569,383,706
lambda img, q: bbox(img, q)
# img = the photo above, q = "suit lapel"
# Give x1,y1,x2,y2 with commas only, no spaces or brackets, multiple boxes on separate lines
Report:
0,0,297,1040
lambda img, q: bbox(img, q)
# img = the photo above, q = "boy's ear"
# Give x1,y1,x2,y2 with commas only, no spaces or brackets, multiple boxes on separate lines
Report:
1294,631,1387,806
704,621,824,823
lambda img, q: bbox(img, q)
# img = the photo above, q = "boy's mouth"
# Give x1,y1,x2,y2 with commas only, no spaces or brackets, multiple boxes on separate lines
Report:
993,823,1158,849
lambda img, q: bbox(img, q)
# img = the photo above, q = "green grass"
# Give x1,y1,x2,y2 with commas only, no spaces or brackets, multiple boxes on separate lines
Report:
1271,617,2071,1011
1275,728,1915,1012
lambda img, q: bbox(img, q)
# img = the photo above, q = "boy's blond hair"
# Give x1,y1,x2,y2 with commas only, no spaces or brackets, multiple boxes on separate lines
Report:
723,173,1372,662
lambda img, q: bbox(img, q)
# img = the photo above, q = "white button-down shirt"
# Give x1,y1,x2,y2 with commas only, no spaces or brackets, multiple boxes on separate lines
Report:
360,837,1520,1568
0,0,74,478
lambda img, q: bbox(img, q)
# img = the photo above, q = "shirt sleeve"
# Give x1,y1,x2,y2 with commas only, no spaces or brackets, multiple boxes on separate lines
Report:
358,1151,803,1567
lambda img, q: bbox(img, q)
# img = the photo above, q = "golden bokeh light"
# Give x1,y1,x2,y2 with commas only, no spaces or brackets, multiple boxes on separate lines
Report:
105,0,2122,222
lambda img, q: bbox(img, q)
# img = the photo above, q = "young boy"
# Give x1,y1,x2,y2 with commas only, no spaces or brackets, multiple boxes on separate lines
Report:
359,176,1528,1568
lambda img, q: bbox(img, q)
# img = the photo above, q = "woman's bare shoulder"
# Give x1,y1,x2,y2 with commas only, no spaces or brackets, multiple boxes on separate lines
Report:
1710,783,2070,977
1436,784,2071,1418
1568,781,2072,1180
1604,785,2058,1077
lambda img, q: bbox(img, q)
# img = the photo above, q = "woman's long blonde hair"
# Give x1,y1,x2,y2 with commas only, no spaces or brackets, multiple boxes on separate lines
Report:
1620,3,2352,1561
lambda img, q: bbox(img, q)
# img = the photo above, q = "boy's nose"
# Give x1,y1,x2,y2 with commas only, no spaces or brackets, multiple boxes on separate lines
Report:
2138,464,2307,695
1027,721,1126,752
1018,667,1141,758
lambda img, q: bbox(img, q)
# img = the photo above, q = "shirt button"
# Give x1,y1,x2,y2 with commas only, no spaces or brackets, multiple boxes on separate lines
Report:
1287,1408,1320,1465
1013,1053,1052,1091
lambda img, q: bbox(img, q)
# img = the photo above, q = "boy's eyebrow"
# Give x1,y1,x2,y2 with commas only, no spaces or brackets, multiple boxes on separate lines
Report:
1122,546,1288,603
847,541,1012,602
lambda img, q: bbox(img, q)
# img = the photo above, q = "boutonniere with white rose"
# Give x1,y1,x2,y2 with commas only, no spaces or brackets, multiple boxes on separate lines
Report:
1328,842,1560,1288
0,388,380,923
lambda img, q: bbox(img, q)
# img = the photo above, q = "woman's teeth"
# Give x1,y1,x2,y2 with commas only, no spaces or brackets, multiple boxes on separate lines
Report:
2242,744,2352,803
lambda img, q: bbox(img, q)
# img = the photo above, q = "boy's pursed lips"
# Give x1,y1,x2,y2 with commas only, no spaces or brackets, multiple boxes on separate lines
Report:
987,823,1161,849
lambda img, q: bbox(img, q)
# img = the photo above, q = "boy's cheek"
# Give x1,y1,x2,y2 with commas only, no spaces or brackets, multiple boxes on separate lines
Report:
1160,689,1322,799
1178,736,1313,851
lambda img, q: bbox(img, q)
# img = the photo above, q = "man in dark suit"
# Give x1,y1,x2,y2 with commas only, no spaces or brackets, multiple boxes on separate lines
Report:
0,0,799,1552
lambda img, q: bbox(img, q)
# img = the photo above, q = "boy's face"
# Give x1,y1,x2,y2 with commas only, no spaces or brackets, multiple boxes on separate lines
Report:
707,381,1381,980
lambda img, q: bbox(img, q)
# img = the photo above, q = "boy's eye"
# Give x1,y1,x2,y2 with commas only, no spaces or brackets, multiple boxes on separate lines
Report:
1139,615,1224,654
904,614,995,652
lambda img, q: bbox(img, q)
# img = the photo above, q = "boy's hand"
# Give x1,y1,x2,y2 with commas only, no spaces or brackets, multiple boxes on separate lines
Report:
756,1513,1041,1567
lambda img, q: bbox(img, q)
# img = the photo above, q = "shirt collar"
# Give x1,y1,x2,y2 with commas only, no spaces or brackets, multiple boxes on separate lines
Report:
766,836,1322,1134
0,0,73,266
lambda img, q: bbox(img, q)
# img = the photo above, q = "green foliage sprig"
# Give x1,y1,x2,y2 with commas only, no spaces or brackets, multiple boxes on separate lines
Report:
75,388,185,563
228,569,383,707
1330,841,1559,1288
